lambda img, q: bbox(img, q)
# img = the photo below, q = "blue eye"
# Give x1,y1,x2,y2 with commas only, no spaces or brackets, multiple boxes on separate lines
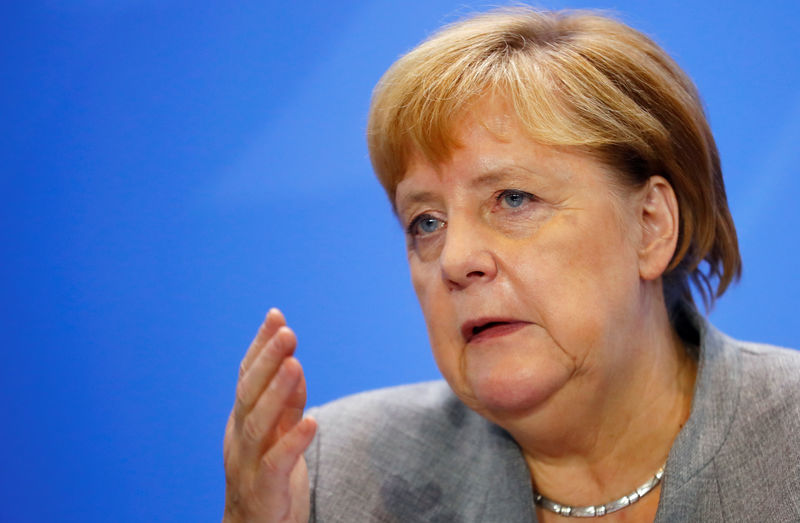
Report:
499,190,533,209
408,214,444,236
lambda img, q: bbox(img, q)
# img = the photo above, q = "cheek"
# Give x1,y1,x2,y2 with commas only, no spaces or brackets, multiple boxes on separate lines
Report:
511,212,639,338
549,208,636,278
409,259,447,335
409,258,432,307
409,259,463,373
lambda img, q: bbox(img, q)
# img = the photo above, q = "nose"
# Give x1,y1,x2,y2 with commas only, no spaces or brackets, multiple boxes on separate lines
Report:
439,218,498,291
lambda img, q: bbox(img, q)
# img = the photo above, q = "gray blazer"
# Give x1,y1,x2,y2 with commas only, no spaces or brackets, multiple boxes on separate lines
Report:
306,313,800,522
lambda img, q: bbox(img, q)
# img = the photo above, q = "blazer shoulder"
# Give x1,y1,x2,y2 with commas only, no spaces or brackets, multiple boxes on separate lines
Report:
734,338,800,405
304,382,531,522
308,380,462,426
306,380,485,465
711,337,800,520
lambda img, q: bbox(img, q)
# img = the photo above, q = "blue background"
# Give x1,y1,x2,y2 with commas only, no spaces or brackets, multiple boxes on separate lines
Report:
2,1,798,521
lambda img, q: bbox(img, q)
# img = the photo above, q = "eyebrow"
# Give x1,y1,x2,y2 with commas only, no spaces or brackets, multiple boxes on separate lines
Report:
397,190,439,207
470,172,507,188
396,169,527,211
467,169,535,192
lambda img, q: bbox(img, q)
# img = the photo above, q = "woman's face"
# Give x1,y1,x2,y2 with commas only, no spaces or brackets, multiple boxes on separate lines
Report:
395,100,647,420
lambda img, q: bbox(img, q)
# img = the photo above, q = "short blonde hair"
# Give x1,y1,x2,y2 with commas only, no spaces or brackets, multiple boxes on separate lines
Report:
367,7,741,313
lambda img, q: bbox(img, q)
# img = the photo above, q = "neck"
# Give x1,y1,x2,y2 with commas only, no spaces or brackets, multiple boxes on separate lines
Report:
491,288,697,511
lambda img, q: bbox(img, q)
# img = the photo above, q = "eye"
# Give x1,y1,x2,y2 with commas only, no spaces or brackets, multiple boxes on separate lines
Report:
407,214,445,236
497,189,535,209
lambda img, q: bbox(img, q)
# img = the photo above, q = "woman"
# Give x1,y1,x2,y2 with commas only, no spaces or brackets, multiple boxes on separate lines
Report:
223,8,800,522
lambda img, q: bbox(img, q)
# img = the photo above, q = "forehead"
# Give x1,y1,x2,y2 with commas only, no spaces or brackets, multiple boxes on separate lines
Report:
391,97,510,189
396,114,597,205
394,139,633,234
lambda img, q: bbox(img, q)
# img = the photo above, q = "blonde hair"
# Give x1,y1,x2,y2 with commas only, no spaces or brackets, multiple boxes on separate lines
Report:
367,7,741,313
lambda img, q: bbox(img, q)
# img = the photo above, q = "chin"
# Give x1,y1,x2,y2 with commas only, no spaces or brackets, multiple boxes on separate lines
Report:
462,358,571,417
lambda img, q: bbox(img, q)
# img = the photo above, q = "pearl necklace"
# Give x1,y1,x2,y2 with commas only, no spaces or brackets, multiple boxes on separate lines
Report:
533,464,665,518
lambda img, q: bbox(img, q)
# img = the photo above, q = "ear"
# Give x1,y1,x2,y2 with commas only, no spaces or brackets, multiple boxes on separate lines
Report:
637,175,679,281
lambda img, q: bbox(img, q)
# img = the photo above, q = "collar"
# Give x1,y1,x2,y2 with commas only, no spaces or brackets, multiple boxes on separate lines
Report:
660,305,742,487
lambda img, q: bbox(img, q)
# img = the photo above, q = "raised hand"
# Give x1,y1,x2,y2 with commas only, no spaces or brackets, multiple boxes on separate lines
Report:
223,309,317,522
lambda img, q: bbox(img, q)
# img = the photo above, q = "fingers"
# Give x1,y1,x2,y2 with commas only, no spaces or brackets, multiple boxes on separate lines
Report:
224,311,315,523
239,356,303,463
257,416,317,489
239,308,285,378
235,324,297,422
277,375,307,435
224,411,316,521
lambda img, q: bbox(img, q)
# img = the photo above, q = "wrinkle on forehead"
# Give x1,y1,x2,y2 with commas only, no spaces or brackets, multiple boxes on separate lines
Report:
405,94,516,168
395,95,627,219
462,94,517,143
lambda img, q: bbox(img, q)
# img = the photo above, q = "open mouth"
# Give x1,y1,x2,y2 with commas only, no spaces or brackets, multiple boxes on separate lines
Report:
472,321,509,337
462,319,528,343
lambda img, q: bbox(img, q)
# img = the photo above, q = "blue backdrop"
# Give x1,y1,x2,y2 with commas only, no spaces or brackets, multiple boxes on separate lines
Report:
3,1,799,521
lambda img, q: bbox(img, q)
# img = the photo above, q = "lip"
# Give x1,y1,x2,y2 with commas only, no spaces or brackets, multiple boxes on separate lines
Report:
461,318,531,343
